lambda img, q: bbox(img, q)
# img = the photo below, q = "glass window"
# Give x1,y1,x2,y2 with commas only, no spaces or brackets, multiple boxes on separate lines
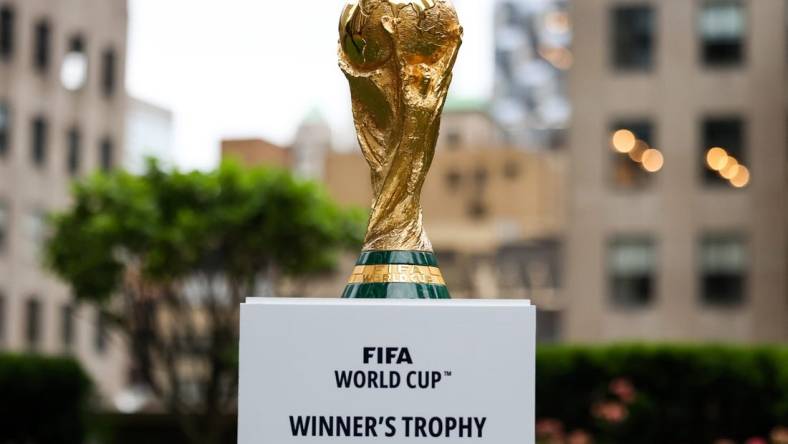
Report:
700,0,745,67
0,291,6,345
0,103,10,158
612,5,655,70
0,200,7,253
25,210,46,261
67,127,81,176
701,235,746,306
102,49,116,97
61,304,75,350
34,20,51,72
100,137,114,171
0,6,14,59
609,238,656,308
25,298,42,349
610,120,655,188
537,309,562,344
95,310,107,354
31,116,48,168
61,36,88,91
702,117,745,185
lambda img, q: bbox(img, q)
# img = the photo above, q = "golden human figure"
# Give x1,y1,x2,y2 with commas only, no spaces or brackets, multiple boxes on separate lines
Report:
339,0,463,252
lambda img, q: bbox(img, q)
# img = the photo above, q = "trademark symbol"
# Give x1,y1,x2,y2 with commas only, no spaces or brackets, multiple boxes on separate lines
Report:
444,371,452,377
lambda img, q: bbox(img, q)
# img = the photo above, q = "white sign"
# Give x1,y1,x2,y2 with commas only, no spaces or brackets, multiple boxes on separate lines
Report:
238,298,536,444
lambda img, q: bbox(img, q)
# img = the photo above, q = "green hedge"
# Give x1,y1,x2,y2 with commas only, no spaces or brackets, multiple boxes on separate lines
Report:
536,344,788,443
0,354,93,444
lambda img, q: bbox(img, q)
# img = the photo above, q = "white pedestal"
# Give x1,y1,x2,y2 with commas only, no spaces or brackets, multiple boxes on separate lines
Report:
238,298,536,443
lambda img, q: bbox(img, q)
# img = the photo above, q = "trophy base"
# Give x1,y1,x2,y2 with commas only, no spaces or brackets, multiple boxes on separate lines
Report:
341,251,451,299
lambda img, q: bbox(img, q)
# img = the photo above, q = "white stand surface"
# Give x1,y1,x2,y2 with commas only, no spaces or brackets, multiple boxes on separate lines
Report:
238,298,536,444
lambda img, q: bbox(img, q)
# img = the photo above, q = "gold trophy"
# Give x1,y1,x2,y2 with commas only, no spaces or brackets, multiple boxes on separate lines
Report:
338,0,462,299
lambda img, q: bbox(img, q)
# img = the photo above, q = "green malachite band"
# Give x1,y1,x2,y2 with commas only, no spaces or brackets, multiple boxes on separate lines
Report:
342,283,451,299
342,251,450,299
356,250,439,267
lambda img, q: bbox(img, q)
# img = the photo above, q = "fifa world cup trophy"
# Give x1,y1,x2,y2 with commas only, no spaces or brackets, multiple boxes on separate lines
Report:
338,0,463,298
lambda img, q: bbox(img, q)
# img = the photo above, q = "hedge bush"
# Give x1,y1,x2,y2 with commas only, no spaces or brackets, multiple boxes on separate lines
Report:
536,344,788,443
0,354,92,444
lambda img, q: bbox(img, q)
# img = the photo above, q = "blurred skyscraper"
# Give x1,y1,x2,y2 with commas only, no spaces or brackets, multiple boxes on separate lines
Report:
0,0,129,401
125,97,174,173
492,0,571,150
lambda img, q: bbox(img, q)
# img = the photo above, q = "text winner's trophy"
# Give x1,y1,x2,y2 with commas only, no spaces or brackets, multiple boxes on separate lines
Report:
339,0,463,299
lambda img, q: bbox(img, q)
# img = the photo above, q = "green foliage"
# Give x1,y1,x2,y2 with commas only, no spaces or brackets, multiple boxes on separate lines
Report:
536,344,788,443
46,160,365,303
0,354,92,444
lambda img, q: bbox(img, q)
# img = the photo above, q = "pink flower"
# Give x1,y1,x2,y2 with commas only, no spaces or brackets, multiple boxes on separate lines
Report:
592,401,629,424
609,378,636,403
567,429,594,444
536,418,565,442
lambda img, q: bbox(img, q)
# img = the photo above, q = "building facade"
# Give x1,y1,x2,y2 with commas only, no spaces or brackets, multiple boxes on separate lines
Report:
566,0,787,342
0,0,129,399
222,108,568,342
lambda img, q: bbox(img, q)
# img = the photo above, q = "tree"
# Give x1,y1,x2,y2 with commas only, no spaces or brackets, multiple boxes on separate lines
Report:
46,161,365,444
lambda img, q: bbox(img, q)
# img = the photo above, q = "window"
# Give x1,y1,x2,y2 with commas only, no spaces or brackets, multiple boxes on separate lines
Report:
700,0,745,67
0,103,9,158
25,298,42,349
0,291,5,345
0,6,14,59
612,5,655,70
503,160,520,179
61,36,88,91
446,130,461,150
445,170,461,191
25,210,46,261
95,310,107,354
610,120,655,188
609,238,656,308
100,137,114,171
61,304,75,350
101,49,116,97
701,235,746,306
702,117,745,185
0,200,7,253
31,116,48,168
67,127,81,176
537,309,562,343
33,20,51,72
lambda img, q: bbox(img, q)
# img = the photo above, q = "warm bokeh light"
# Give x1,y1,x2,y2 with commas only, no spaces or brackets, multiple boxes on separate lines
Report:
641,149,664,173
706,147,728,171
627,140,648,162
612,130,637,153
721,158,740,179
730,166,751,188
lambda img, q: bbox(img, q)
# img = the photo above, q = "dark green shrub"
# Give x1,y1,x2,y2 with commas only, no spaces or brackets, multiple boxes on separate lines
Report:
0,354,92,444
536,344,788,444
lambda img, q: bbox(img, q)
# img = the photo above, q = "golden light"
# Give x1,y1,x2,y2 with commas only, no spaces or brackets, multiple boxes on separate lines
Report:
706,147,728,171
721,158,740,179
641,149,664,173
612,130,637,153
628,140,648,162
730,166,750,188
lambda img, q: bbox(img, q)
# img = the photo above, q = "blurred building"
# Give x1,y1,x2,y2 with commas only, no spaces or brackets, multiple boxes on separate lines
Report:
223,106,568,342
566,0,787,342
125,97,174,173
0,0,129,400
493,0,571,149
